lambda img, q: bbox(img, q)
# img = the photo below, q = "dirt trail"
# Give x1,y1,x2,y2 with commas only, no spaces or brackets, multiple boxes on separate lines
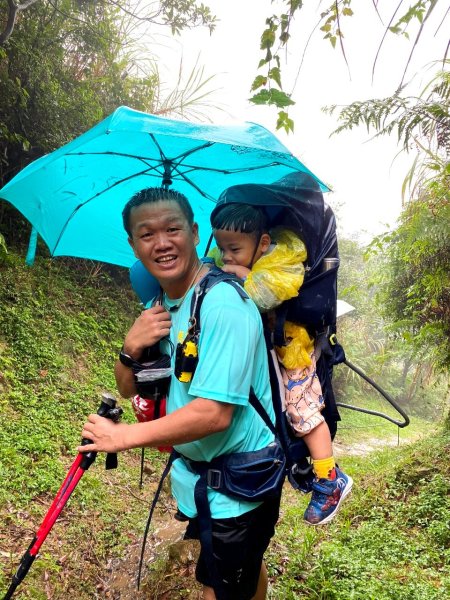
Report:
104,492,201,599
103,432,420,598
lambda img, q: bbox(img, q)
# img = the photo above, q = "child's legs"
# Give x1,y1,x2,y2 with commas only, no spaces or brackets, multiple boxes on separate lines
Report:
302,420,332,460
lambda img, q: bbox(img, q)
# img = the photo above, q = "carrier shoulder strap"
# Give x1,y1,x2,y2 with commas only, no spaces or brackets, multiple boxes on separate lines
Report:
188,266,248,336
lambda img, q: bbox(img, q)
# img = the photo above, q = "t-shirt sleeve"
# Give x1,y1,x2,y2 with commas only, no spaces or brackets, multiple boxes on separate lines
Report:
188,283,262,406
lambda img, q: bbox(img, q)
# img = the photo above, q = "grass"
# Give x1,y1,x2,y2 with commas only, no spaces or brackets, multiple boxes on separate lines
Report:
1,249,449,599
267,428,450,599
0,253,173,599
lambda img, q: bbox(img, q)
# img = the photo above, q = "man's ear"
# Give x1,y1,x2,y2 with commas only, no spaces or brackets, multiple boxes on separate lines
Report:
259,233,271,254
128,236,139,258
192,222,200,246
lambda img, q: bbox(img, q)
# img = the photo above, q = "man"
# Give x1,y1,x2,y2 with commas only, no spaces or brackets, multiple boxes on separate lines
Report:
79,187,280,600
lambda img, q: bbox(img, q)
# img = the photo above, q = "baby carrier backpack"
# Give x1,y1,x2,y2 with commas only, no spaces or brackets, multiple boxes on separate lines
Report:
209,171,409,490
209,171,343,491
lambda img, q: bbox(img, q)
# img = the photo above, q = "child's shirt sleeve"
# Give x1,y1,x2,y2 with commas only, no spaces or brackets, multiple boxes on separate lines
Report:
245,228,307,311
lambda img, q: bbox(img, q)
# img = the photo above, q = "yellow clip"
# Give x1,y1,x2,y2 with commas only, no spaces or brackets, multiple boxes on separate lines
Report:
329,333,337,346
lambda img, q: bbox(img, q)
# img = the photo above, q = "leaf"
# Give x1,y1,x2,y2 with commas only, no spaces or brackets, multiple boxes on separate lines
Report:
269,89,295,108
251,75,268,91
276,111,294,133
249,89,295,108
249,89,272,106
261,28,276,50
268,67,282,88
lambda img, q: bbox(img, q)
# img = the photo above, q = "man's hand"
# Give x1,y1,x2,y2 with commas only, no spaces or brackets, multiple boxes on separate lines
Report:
122,305,171,359
221,264,251,280
78,398,234,453
78,414,127,454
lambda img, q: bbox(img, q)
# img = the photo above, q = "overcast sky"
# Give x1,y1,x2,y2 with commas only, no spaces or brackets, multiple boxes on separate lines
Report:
146,0,448,242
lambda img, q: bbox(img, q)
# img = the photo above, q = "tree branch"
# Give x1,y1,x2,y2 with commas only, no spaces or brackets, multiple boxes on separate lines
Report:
0,0,41,45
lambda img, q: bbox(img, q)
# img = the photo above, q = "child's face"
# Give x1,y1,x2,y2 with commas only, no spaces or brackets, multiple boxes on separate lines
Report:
213,229,269,268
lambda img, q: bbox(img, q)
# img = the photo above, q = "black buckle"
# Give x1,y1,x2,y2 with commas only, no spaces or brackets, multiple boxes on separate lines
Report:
207,469,222,489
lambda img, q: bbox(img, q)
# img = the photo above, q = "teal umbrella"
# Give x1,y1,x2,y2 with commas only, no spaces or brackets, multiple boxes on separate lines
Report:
0,106,328,267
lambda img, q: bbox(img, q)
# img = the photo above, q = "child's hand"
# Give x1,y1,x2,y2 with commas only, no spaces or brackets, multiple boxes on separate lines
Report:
221,264,251,280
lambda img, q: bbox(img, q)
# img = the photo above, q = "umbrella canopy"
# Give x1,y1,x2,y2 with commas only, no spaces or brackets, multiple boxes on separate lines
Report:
0,106,328,267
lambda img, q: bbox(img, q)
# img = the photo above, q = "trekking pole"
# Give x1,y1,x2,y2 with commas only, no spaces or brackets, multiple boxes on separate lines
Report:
3,392,123,600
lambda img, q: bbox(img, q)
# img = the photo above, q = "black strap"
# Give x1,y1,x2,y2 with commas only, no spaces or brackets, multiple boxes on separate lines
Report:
139,448,145,489
193,469,227,599
273,303,289,347
137,450,178,589
104,452,118,470
249,388,276,435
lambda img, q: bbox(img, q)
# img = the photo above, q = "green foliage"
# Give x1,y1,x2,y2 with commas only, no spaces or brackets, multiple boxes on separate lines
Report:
0,1,219,193
368,177,450,371
160,0,217,35
326,68,450,160
268,429,450,599
334,236,448,419
252,1,448,132
327,67,450,374
0,253,137,505
0,231,6,255
0,0,160,187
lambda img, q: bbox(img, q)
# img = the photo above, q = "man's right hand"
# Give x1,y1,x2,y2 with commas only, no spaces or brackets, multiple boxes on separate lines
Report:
122,305,171,360
115,305,171,398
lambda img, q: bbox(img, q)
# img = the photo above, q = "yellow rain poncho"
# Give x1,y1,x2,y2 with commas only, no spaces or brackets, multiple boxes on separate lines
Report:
210,228,306,311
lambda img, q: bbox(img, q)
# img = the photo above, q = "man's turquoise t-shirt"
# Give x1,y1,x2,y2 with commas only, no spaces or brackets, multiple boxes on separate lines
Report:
153,278,275,519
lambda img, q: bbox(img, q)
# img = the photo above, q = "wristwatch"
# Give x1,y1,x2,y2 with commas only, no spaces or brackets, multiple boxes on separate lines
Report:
118,346,136,368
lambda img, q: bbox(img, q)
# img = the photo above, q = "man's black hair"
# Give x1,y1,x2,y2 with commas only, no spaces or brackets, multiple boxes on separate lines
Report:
210,203,269,237
123,187,194,236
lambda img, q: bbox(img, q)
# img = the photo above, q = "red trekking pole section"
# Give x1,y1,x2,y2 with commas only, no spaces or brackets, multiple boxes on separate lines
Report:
3,392,123,600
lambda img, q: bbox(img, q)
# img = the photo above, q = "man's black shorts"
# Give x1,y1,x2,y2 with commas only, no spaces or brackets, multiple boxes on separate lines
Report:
184,495,281,600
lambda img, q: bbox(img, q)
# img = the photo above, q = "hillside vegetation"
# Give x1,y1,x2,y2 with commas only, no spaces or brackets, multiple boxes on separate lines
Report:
0,250,449,599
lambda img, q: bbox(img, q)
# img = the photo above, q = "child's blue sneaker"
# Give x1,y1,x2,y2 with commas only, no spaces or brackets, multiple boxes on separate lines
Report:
303,467,353,525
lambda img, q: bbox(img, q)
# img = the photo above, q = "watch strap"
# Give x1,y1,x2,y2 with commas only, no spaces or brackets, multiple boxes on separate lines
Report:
119,347,137,368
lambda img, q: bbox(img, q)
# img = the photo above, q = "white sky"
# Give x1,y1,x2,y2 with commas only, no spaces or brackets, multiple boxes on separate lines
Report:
146,0,448,242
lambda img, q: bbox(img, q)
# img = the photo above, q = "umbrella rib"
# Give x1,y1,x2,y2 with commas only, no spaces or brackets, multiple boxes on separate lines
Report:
173,161,292,176
148,134,215,163
67,151,162,164
51,165,161,256
66,152,292,176
171,168,216,201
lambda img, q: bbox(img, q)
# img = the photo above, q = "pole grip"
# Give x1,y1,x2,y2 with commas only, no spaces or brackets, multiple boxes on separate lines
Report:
79,392,123,470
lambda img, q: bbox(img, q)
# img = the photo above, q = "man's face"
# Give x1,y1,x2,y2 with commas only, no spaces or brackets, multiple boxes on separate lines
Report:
128,200,199,298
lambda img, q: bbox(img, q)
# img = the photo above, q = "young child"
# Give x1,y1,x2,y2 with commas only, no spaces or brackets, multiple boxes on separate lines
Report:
210,202,353,525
